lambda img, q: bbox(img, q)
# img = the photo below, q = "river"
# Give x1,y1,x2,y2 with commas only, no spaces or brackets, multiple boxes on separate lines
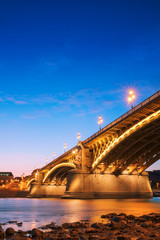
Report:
0,198,160,231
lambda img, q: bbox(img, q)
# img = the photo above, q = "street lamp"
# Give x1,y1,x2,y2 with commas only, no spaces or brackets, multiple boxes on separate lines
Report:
77,131,81,142
128,90,135,109
98,115,103,130
64,142,67,153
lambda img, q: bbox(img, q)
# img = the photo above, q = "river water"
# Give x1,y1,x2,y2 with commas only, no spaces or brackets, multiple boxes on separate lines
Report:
0,198,160,231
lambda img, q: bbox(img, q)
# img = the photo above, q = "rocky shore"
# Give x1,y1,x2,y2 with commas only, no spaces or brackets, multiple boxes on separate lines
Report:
0,213,160,240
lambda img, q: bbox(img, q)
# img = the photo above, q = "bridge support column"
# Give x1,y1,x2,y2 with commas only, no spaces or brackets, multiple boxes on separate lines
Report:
81,143,93,172
63,171,153,199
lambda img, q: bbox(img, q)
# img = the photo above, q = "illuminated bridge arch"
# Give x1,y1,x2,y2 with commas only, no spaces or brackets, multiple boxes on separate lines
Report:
92,109,160,173
26,178,36,188
43,162,76,183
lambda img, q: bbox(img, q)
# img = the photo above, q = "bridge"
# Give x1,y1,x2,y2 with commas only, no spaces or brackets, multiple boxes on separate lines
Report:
28,90,160,198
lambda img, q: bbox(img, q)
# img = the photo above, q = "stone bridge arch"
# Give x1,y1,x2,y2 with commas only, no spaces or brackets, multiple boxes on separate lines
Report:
26,178,36,188
43,162,76,184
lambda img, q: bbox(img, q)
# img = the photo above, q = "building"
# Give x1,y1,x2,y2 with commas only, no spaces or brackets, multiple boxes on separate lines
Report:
0,172,13,186
148,170,160,190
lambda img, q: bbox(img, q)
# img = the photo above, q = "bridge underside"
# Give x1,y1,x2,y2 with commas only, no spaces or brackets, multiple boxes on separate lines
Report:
92,117,160,176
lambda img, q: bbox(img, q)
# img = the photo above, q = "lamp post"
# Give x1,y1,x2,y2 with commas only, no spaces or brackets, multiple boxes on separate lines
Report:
77,131,81,143
53,152,55,160
64,142,67,153
98,115,103,130
128,90,135,109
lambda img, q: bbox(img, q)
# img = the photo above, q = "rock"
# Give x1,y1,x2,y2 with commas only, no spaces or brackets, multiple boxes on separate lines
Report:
0,229,4,239
7,221,17,224
86,227,98,233
64,233,71,239
91,223,105,229
5,227,15,236
117,237,131,240
62,222,88,229
101,213,117,219
112,216,121,222
46,222,56,229
80,220,90,222
79,234,89,240
141,221,153,228
108,222,120,230
149,233,159,238
31,228,43,238
62,223,71,229
17,230,27,236
136,237,146,240
54,225,63,230
45,238,57,240
118,213,127,217
101,214,108,219
89,234,101,240
12,234,31,240
127,215,135,220
17,222,23,227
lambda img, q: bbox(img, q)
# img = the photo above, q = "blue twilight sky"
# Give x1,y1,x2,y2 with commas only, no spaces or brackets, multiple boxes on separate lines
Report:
0,0,160,176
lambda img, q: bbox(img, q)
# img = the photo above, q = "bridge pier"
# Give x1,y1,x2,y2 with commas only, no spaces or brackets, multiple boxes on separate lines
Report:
28,183,66,198
62,171,153,199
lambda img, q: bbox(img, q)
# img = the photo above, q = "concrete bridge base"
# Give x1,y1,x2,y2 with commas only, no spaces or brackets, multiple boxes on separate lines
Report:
62,170,153,199
28,171,152,199
28,183,66,198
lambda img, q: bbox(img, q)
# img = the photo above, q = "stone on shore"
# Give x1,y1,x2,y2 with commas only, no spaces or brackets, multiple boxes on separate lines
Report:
0,229,4,239
5,227,15,236
31,228,44,238
3,213,160,239
12,234,31,240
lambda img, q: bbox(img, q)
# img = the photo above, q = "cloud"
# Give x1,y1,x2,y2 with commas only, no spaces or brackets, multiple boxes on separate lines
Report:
21,111,50,119
0,87,123,115
6,97,28,105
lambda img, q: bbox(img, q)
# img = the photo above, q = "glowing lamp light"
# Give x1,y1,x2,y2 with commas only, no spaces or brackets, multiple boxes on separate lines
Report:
72,148,78,155
98,115,103,130
77,131,81,142
64,142,67,152
128,90,136,109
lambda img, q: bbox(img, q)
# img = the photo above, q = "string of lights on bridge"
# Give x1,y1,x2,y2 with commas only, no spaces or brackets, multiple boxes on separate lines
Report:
37,89,136,169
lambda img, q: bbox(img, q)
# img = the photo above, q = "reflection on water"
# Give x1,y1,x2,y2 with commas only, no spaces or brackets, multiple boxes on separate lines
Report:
0,198,160,231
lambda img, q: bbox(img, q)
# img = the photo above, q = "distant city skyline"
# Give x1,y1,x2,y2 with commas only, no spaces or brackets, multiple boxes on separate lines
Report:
0,0,160,176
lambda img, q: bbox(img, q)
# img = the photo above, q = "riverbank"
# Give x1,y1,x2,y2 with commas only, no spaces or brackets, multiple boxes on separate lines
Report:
0,190,159,198
0,213,160,239
0,189,29,198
